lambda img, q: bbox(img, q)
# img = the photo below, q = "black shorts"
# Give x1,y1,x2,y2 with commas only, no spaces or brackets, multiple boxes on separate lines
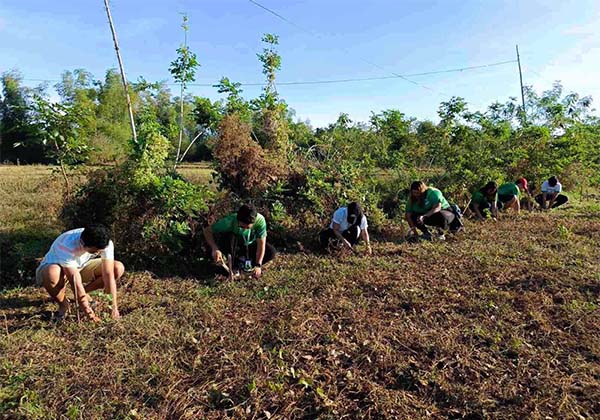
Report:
498,194,516,203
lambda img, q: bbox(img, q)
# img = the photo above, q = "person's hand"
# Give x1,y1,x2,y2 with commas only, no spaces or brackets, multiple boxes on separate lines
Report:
87,311,101,322
111,308,121,320
366,244,372,256
212,249,224,264
253,266,262,279
417,215,424,224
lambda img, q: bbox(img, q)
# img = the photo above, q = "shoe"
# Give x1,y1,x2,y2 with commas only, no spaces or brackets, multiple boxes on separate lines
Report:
450,225,464,234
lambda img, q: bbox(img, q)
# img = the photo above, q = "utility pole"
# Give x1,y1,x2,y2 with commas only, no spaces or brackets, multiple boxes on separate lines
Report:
516,44,526,123
104,0,138,144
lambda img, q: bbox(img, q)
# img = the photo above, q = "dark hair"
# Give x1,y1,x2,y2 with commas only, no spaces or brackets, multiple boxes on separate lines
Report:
81,224,110,249
237,204,257,225
409,180,428,207
548,176,558,187
347,202,363,226
481,181,498,196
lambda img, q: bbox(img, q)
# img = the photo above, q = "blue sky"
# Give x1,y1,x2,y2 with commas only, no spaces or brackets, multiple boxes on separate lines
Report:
1,0,599,127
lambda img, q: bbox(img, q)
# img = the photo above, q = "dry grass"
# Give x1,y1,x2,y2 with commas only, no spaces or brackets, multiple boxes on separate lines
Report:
1,165,599,419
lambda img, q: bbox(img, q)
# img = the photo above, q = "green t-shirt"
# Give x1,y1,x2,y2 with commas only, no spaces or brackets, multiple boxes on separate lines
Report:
498,183,520,198
406,187,450,214
211,213,267,245
472,190,498,206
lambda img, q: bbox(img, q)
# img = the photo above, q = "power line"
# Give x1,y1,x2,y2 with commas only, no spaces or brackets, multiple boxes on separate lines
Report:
247,0,447,96
18,59,516,88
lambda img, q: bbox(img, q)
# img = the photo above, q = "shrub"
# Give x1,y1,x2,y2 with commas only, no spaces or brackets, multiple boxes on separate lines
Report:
62,112,213,273
210,114,285,199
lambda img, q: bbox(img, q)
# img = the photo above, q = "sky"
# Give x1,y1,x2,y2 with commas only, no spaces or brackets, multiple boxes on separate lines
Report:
1,0,599,127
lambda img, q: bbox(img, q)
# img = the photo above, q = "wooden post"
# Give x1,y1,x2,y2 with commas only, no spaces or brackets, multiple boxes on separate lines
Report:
516,44,526,123
103,0,138,144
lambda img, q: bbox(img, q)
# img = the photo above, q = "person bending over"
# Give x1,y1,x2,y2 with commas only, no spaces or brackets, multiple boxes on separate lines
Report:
470,181,500,221
36,224,125,321
535,176,568,210
203,204,276,278
497,177,528,214
319,201,372,255
405,181,460,240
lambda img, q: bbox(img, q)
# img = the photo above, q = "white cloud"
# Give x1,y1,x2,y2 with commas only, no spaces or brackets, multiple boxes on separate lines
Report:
530,13,600,110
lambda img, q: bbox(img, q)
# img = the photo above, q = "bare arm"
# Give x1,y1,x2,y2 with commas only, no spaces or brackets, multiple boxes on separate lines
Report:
203,226,223,263
332,222,353,250
255,237,266,266
405,212,416,228
102,259,119,319
473,205,484,221
64,266,99,321
361,228,372,255
253,237,267,278
423,202,442,218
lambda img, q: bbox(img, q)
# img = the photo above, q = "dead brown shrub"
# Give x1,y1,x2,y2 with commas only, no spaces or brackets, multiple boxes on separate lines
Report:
210,114,285,198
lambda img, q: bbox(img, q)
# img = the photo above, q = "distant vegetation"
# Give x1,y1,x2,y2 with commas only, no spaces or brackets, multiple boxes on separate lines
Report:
1,31,599,268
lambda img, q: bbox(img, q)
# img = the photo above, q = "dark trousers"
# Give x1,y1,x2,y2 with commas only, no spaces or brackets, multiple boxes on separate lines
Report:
409,210,455,234
535,193,568,209
469,201,503,214
319,225,361,250
212,233,276,273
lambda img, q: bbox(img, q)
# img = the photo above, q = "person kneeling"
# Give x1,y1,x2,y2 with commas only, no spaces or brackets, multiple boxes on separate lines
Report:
405,181,461,241
319,202,372,255
535,176,568,210
469,181,499,221
36,224,125,322
203,204,276,278
497,177,528,214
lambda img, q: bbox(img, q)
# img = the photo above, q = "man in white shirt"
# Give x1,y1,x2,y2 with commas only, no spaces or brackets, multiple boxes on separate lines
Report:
535,176,569,210
319,202,372,255
36,224,125,321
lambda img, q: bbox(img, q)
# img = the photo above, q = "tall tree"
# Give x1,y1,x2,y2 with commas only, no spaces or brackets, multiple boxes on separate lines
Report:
169,14,199,167
0,71,45,163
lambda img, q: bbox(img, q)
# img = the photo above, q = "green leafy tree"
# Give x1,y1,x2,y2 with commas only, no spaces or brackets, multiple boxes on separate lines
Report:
0,71,45,163
30,96,92,194
169,14,200,167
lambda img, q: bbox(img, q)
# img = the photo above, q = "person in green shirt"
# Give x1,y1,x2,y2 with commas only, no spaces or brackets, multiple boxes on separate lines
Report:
203,204,276,278
497,177,528,214
405,180,461,240
469,181,499,221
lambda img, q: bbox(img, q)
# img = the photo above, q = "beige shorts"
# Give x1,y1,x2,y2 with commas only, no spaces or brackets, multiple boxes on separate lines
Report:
36,258,104,287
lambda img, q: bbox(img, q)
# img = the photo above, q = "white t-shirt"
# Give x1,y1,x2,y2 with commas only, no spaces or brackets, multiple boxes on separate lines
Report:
40,228,114,269
541,180,562,195
329,207,368,232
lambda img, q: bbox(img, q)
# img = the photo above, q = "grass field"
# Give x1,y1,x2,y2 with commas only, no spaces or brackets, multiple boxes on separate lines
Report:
1,165,599,419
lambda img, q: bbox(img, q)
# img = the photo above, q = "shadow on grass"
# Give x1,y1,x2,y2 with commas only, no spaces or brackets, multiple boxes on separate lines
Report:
0,227,58,290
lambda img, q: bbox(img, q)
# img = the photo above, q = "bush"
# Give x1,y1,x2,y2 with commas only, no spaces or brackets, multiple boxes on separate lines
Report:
62,114,213,274
210,114,285,199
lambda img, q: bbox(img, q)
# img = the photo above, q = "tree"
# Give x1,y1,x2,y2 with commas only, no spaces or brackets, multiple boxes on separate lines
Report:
31,96,92,194
169,14,200,167
96,69,137,161
0,71,45,163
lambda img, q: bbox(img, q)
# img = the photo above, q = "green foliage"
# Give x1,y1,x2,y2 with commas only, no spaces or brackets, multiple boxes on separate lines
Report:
62,111,213,273
169,16,200,88
30,96,92,167
0,70,46,163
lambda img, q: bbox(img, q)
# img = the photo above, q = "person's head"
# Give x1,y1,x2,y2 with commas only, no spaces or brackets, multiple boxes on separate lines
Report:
482,181,498,197
516,177,528,192
237,204,257,229
548,176,558,187
346,201,363,225
81,224,110,252
409,180,428,200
